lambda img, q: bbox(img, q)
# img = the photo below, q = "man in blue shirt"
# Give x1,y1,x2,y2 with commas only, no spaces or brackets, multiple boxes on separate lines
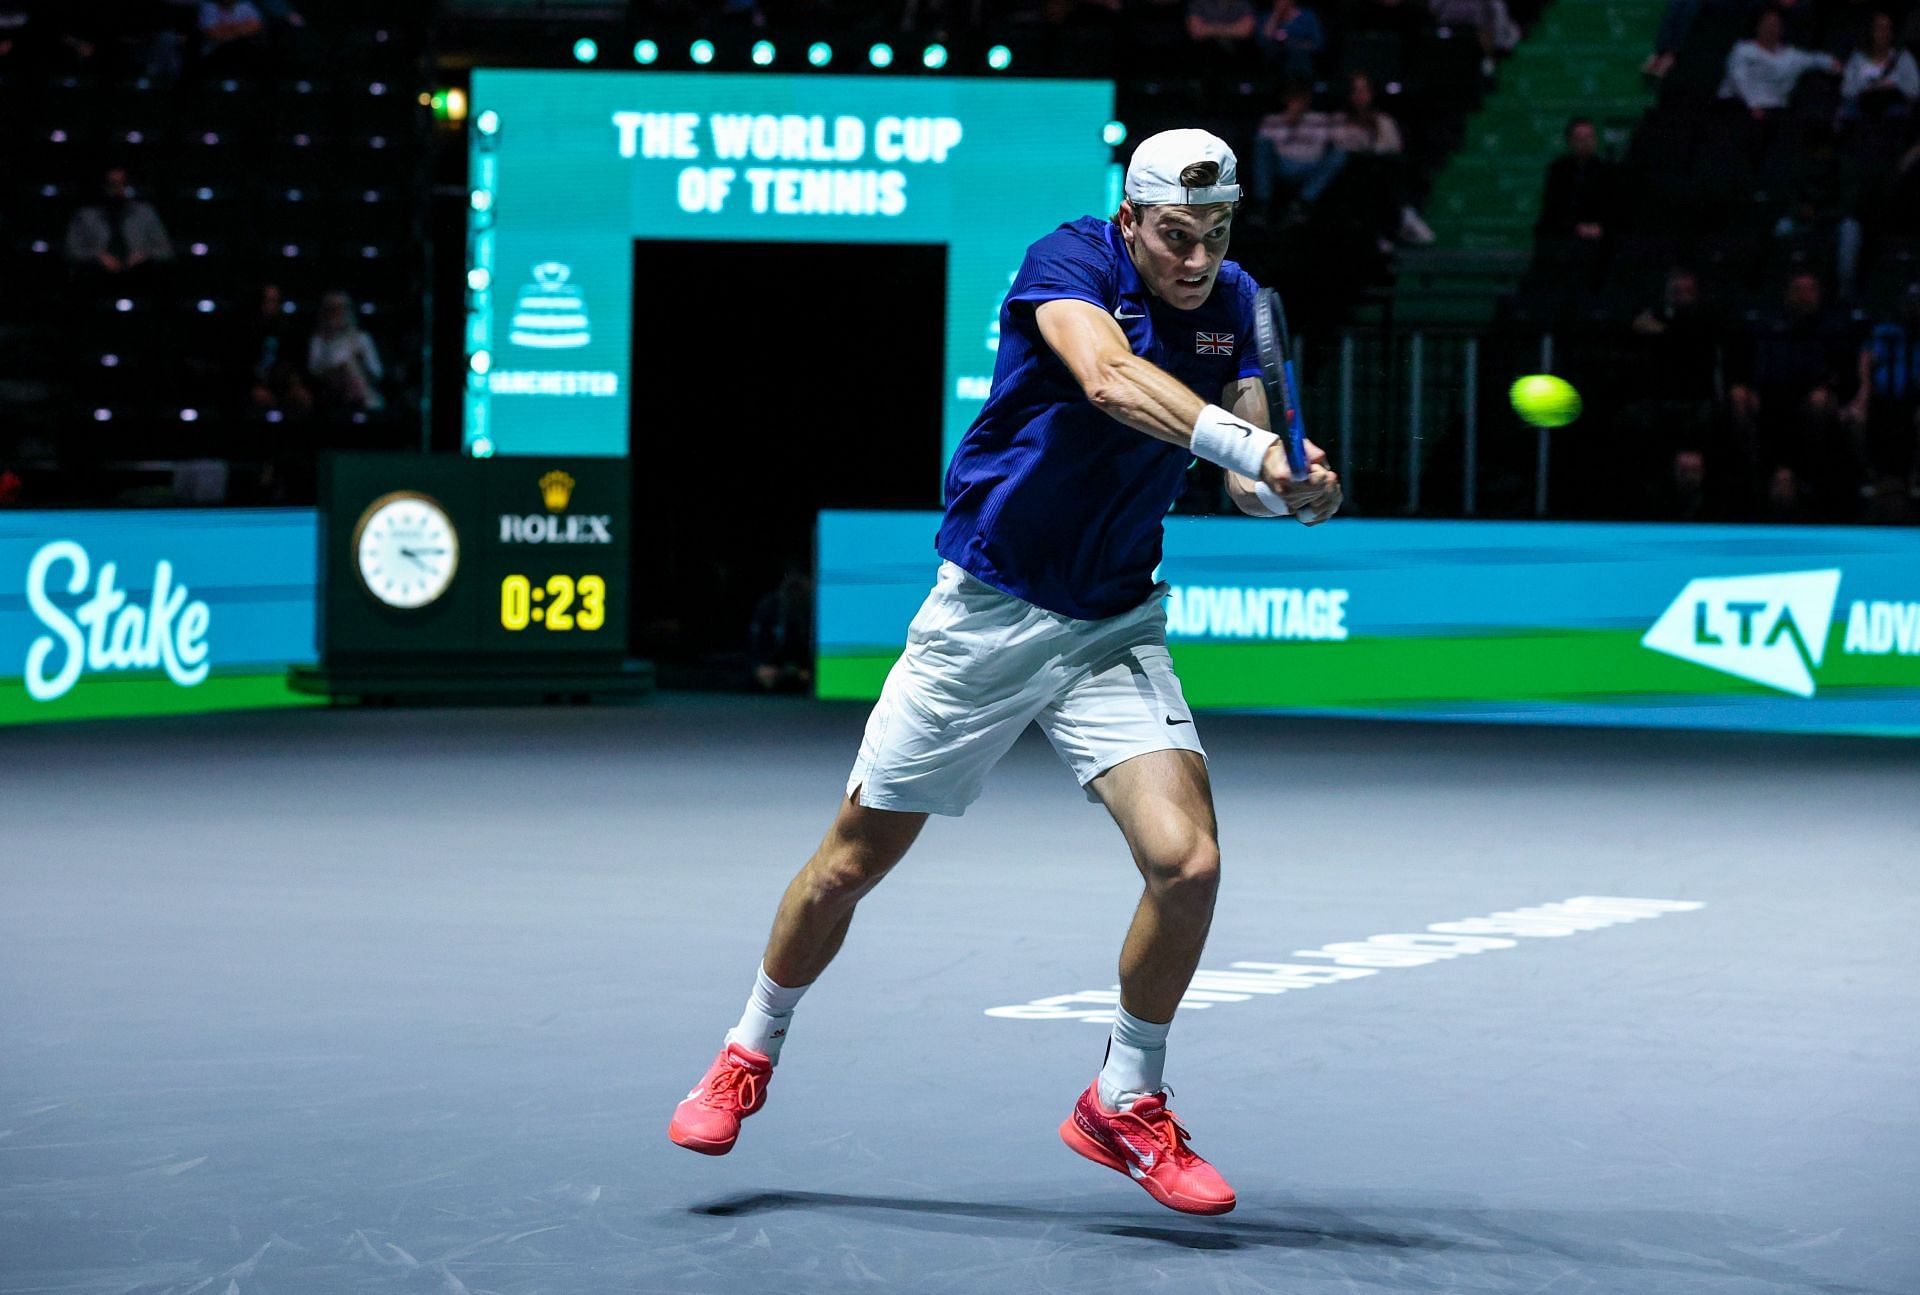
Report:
671,130,1342,1215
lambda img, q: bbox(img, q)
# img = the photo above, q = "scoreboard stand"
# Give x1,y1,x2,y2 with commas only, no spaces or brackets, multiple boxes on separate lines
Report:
291,452,654,704
287,657,656,705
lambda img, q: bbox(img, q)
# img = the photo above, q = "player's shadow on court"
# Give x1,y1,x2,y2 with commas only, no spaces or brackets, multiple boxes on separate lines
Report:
692,1190,1450,1253
691,1191,1900,1293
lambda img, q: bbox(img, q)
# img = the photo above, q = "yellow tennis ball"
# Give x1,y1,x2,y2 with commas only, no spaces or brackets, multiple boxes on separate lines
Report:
1509,374,1582,428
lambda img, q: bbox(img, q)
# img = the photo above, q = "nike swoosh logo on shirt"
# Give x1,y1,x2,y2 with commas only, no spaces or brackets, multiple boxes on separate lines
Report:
1114,309,1146,320
1166,715,1192,726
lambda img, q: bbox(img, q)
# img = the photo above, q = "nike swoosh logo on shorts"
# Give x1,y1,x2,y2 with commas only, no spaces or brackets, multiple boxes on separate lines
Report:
1166,715,1192,726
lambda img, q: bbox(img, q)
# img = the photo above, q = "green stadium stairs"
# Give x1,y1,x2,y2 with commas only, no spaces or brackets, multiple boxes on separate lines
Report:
1395,0,1667,323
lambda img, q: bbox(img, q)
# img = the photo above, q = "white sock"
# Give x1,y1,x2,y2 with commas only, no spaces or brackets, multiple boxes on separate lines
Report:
725,963,809,1064
1097,1005,1172,1111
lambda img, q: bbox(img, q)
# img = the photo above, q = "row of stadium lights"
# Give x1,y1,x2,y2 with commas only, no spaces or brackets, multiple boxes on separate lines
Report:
573,37,1014,71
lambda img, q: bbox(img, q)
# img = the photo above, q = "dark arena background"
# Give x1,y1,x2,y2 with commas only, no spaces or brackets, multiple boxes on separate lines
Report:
2,3,1919,1294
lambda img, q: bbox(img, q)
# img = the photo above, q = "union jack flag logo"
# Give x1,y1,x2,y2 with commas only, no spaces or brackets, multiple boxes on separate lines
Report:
1195,332,1235,355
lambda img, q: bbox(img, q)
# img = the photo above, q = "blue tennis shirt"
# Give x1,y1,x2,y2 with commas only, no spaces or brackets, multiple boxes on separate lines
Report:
936,216,1264,620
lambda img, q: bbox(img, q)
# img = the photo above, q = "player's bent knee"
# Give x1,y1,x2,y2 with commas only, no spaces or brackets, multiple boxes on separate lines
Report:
1144,839,1221,902
804,850,891,908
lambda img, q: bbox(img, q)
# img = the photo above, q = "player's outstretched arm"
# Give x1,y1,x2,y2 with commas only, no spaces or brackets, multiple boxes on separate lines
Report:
1034,298,1298,497
1035,298,1211,446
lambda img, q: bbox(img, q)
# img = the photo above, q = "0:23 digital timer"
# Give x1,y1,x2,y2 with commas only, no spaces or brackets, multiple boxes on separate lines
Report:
499,573,608,632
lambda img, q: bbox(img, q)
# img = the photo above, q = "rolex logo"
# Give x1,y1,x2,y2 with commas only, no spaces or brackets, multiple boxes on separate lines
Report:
503,469,608,545
539,470,575,512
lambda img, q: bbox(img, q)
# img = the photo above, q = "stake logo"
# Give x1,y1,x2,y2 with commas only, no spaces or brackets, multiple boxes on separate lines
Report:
24,540,213,702
1641,569,1842,697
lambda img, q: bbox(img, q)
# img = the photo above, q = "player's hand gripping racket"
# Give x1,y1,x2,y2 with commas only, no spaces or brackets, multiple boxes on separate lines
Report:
1250,286,1323,524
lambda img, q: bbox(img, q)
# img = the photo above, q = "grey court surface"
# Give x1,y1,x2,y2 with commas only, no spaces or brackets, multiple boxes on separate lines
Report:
2,695,1916,1295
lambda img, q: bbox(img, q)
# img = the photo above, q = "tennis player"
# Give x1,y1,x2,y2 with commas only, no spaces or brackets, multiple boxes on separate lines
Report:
670,129,1342,1216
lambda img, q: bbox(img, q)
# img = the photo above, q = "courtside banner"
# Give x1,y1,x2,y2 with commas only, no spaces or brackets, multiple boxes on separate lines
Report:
816,512,1920,736
0,510,320,726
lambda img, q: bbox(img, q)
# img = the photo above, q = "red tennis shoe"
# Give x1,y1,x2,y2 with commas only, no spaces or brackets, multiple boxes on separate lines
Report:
1059,1081,1237,1215
668,1041,772,1156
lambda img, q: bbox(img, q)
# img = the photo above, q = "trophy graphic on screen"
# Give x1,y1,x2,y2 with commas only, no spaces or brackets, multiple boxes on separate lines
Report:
509,262,591,350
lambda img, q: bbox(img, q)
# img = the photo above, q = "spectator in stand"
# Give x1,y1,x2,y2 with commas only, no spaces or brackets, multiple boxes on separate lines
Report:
1838,12,1918,124
1621,267,1726,514
1537,118,1620,244
1331,69,1402,153
1331,71,1436,247
308,291,384,413
1630,267,1721,396
749,565,815,693
1848,280,1920,513
64,166,174,290
239,282,312,418
1430,0,1522,79
1726,270,1866,520
1644,448,1726,520
1762,463,1813,519
1252,82,1345,222
1257,0,1325,80
1720,9,1841,118
198,0,266,74
1769,122,1868,299
1533,117,1619,291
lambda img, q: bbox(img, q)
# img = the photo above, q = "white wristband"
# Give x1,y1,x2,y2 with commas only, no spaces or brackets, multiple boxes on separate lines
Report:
1190,403,1277,482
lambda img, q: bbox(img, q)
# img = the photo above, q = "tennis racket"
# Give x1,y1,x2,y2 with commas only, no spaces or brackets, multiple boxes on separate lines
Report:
1250,286,1318,520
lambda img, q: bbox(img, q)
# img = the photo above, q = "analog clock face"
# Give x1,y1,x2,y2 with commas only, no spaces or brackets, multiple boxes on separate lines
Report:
354,492,459,609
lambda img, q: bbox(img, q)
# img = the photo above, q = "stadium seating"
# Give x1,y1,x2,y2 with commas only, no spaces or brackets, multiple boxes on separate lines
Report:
0,6,426,504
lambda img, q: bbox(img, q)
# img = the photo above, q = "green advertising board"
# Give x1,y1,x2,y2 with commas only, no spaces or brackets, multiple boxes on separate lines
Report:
817,512,1920,736
465,69,1116,458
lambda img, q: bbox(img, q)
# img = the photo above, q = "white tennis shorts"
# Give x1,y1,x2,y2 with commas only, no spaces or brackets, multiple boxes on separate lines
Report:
846,561,1206,816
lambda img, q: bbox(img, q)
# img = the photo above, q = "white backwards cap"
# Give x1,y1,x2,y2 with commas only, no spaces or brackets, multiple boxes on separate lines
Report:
1123,128,1242,206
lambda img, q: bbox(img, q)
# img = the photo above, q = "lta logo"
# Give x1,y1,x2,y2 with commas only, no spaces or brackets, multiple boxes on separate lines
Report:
1641,570,1842,697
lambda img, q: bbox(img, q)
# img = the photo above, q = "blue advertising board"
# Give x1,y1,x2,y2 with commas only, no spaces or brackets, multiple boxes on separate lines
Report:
1,510,320,725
